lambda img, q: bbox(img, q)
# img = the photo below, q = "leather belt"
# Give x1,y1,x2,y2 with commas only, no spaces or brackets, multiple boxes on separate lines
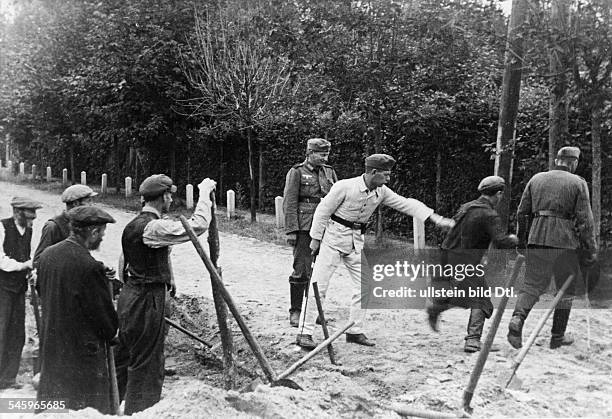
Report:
299,197,321,204
331,214,367,234
533,210,571,220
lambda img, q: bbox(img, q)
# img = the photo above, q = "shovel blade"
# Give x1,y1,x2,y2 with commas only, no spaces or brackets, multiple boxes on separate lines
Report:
271,378,303,391
498,369,523,390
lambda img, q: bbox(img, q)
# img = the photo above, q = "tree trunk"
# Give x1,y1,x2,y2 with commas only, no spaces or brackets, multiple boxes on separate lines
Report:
169,138,176,182
591,104,601,247
114,136,121,194
549,0,570,168
219,139,224,205
494,0,527,229
435,141,442,212
247,128,257,223
69,141,76,184
258,144,265,211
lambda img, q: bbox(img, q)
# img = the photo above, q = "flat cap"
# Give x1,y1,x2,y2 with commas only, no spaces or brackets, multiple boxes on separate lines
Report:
10,196,43,210
478,175,506,193
61,184,98,203
139,174,177,199
306,138,331,152
557,146,580,159
67,206,115,227
365,153,396,171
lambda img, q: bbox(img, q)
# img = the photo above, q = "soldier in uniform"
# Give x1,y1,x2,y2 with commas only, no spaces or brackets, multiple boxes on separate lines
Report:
283,138,338,327
33,184,97,267
508,146,597,349
296,154,454,349
426,176,518,352
0,197,42,389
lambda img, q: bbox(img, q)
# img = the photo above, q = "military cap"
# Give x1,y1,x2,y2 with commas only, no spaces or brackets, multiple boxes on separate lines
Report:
61,184,98,203
557,146,580,159
365,153,396,171
67,206,116,227
10,196,43,210
478,175,506,193
139,174,177,199
306,138,331,152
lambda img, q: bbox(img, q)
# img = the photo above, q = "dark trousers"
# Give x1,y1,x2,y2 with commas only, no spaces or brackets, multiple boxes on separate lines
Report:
115,283,167,415
0,288,25,386
513,246,576,337
289,232,312,313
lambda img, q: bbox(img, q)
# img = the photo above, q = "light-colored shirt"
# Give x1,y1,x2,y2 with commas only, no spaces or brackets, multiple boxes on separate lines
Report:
310,175,434,253
142,194,212,248
0,218,31,272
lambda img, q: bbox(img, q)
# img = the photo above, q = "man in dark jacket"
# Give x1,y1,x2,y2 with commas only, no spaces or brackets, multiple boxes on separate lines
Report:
427,176,518,352
33,184,97,267
0,196,42,389
283,138,338,327
36,206,117,413
508,146,597,349
114,174,215,415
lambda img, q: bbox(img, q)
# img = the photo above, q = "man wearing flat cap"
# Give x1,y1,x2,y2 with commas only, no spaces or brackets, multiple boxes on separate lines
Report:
296,153,454,349
508,146,597,350
36,206,118,413
0,197,42,389
426,176,518,352
114,174,215,414
283,138,338,327
33,184,97,267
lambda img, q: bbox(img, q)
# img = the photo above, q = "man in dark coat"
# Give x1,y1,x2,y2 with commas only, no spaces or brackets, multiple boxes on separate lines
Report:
508,146,597,349
283,138,338,327
427,176,518,352
114,175,215,415
0,196,42,389
36,206,118,413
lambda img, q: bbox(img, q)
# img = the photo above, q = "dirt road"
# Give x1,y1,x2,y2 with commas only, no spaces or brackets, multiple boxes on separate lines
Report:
1,181,611,418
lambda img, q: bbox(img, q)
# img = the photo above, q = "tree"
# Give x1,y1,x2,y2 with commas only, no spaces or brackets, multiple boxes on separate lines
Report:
182,3,294,222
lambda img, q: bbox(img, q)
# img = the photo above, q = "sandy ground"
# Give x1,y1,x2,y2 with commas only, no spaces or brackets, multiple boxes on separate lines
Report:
1,180,611,418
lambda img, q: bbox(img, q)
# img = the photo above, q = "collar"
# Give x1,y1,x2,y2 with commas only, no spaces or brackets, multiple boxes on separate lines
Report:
303,159,314,171
553,165,571,173
358,174,379,196
476,195,495,209
11,218,27,235
141,205,162,218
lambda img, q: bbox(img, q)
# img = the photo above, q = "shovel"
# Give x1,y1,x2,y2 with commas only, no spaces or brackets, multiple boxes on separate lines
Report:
502,274,575,389
462,254,524,413
179,215,302,390
106,281,121,415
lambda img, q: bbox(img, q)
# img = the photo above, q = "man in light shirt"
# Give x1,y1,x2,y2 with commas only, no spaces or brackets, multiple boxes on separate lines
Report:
296,154,454,349
114,174,215,414
0,196,42,389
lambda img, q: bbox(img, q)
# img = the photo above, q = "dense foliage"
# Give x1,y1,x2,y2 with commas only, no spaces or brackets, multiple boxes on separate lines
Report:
1,0,610,244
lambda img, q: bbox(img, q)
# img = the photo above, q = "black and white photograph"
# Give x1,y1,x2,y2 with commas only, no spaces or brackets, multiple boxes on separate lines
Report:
0,0,610,417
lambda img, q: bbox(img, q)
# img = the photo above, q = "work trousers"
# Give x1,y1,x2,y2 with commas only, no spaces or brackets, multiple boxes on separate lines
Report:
298,241,365,335
0,288,25,387
115,282,167,415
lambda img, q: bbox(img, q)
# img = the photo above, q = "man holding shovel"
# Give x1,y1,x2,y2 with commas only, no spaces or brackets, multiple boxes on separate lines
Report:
283,138,338,327
508,146,597,350
114,174,215,415
296,154,454,349
36,206,117,413
426,176,518,352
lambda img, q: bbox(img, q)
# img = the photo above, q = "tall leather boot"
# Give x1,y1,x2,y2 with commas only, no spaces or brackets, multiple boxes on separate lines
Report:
508,292,538,349
464,309,486,353
289,282,307,327
550,298,574,349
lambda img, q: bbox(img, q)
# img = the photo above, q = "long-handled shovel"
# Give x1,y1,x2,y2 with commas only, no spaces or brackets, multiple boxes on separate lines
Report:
179,215,302,390
28,274,42,375
106,281,121,416
503,274,575,389
165,317,213,348
462,254,525,413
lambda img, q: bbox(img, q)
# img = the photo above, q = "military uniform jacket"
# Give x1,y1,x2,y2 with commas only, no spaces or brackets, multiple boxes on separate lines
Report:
283,160,338,234
33,212,70,268
517,166,596,251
